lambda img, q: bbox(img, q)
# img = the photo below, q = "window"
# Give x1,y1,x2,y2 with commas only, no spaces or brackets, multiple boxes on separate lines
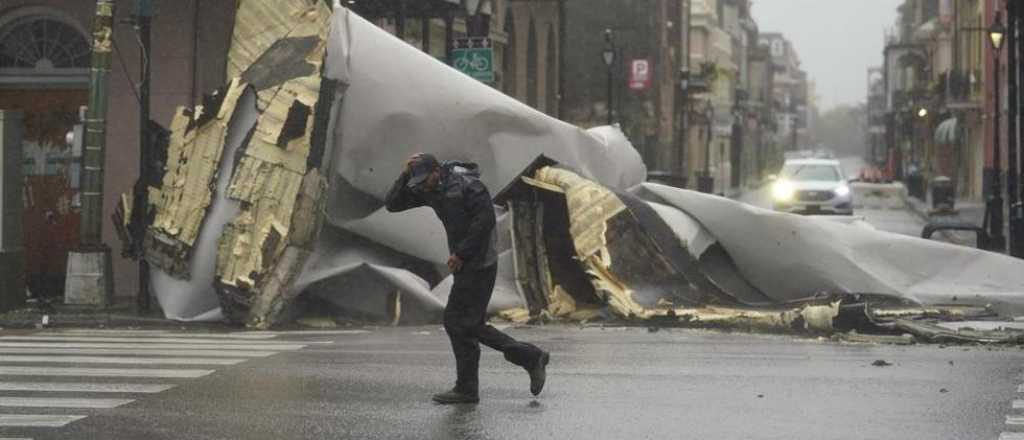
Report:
0,16,90,69
780,164,841,182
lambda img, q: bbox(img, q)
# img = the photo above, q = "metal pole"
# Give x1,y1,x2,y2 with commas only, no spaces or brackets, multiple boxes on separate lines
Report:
1007,0,1015,255
992,33,1008,252
444,10,454,65
395,0,406,40
134,0,152,312
607,61,613,125
82,0,115,248
1009,0,1024,257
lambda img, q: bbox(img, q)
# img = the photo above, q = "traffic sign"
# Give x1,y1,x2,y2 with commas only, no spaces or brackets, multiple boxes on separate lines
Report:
629,59,652,91
452,37,494,83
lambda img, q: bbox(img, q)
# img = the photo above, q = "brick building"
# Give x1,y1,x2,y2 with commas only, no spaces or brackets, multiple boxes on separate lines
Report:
0,0,233,299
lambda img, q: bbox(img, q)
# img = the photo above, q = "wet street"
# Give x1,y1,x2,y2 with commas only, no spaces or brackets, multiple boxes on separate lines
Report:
739,157,929,236
0,327,1021,440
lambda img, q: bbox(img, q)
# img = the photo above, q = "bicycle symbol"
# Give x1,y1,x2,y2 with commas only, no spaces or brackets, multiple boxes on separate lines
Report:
455,52,491,72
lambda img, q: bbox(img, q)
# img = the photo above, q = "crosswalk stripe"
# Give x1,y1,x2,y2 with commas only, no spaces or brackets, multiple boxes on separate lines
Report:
0,437,33,439
235,330,372,335
0,342,305,350
0,382,173,393
0,397,134,409
0,356,246,365
1001,433,1024,440
56,329,169,335
0,347,277,357
1014,400,1024,409
1018,384,1024,393
0,366,214,378
0,415,85,427
54,330,277,339
0,336,324,345
1007,415,1024,425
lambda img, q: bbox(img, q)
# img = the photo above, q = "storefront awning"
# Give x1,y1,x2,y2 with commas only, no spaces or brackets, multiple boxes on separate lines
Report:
935,117,958,145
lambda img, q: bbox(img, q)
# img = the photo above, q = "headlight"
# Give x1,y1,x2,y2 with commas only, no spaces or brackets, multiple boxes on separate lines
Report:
835,185,850,197
772,181,795,201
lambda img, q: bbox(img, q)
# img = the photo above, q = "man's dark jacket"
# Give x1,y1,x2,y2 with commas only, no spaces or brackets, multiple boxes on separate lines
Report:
384,162,498,270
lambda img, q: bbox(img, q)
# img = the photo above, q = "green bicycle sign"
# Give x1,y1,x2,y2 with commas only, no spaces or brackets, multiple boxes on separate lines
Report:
452,38,494,83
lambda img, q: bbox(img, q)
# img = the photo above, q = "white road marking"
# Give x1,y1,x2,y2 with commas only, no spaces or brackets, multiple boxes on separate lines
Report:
55,330,277,339
1000,433,1024,440
0,342,305,351
1018,383,1024,393
0,437,33,440
0,382,173,393
238,330,372,335
0,366,214,378
0,397,134,409
0,347,277,357
0,355,246,365
0,415,85,427
1013,400,1024,409
0,336,325,345
1006,415,1024,425
55,329,170,335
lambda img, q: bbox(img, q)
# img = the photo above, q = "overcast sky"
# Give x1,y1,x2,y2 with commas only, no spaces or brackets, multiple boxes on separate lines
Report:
752,0,904,111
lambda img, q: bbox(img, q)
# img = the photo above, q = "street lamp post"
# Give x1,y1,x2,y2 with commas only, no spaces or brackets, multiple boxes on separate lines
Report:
602,29,616,125
678,68,690,181
989,12,1008,252
698,103,715,193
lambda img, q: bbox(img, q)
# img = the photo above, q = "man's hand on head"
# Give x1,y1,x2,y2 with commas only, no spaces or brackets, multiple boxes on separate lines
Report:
405,153,423,174
447,254,464,273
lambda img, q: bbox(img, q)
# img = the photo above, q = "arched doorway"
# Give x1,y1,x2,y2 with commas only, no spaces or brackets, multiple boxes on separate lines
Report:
0,9,90,298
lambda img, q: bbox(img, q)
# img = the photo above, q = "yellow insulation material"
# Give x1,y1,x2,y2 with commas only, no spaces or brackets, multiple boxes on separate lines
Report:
149,78,246,245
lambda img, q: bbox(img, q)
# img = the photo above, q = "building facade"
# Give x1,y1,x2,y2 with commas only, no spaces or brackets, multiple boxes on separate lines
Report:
560,0,688,182
881,0,989,200
0,0,233,299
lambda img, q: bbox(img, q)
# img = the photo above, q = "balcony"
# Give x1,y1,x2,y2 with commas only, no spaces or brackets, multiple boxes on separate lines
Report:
943,70,981,110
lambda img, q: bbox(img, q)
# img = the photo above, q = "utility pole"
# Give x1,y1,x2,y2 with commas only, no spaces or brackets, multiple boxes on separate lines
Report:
82,1,114,250
1009,0,1023,258
67,0,116,306
134,0,153,312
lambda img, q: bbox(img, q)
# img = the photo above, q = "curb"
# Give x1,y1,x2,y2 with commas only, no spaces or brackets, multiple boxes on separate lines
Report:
0,308,234,330
902,196,974,246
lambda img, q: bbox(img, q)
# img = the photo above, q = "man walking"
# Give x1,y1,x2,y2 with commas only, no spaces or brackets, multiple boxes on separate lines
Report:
385,153,550,404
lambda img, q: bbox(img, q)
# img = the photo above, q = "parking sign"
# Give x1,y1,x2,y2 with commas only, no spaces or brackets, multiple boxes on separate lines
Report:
629,59,651,91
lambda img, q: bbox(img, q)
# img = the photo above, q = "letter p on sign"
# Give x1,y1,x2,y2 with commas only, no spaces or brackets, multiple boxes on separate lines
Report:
629,59,652,91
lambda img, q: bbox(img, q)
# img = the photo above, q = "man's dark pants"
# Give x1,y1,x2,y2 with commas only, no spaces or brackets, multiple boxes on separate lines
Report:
444,264,542,395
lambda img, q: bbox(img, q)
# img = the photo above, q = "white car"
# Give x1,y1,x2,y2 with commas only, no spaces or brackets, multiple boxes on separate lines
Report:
770,158,854,215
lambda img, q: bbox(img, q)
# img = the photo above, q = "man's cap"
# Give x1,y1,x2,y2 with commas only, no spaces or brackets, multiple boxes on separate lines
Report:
407,153,440,188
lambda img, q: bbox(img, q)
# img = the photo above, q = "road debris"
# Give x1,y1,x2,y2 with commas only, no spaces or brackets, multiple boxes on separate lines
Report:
115,2,1024,343
871,360,892,367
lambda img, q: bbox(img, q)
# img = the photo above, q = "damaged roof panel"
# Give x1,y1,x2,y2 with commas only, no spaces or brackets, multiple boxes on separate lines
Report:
123,3,1024,344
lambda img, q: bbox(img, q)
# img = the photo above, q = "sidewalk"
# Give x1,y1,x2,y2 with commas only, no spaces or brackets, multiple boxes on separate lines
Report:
904,194,988,247
0,296,228,330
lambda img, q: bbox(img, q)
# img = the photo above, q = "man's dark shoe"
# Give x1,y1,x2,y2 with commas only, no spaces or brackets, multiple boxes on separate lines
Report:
432,389,479,404
528,351,550,396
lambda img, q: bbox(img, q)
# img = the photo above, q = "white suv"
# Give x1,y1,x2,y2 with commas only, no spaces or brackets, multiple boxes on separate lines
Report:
770,158,853,215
